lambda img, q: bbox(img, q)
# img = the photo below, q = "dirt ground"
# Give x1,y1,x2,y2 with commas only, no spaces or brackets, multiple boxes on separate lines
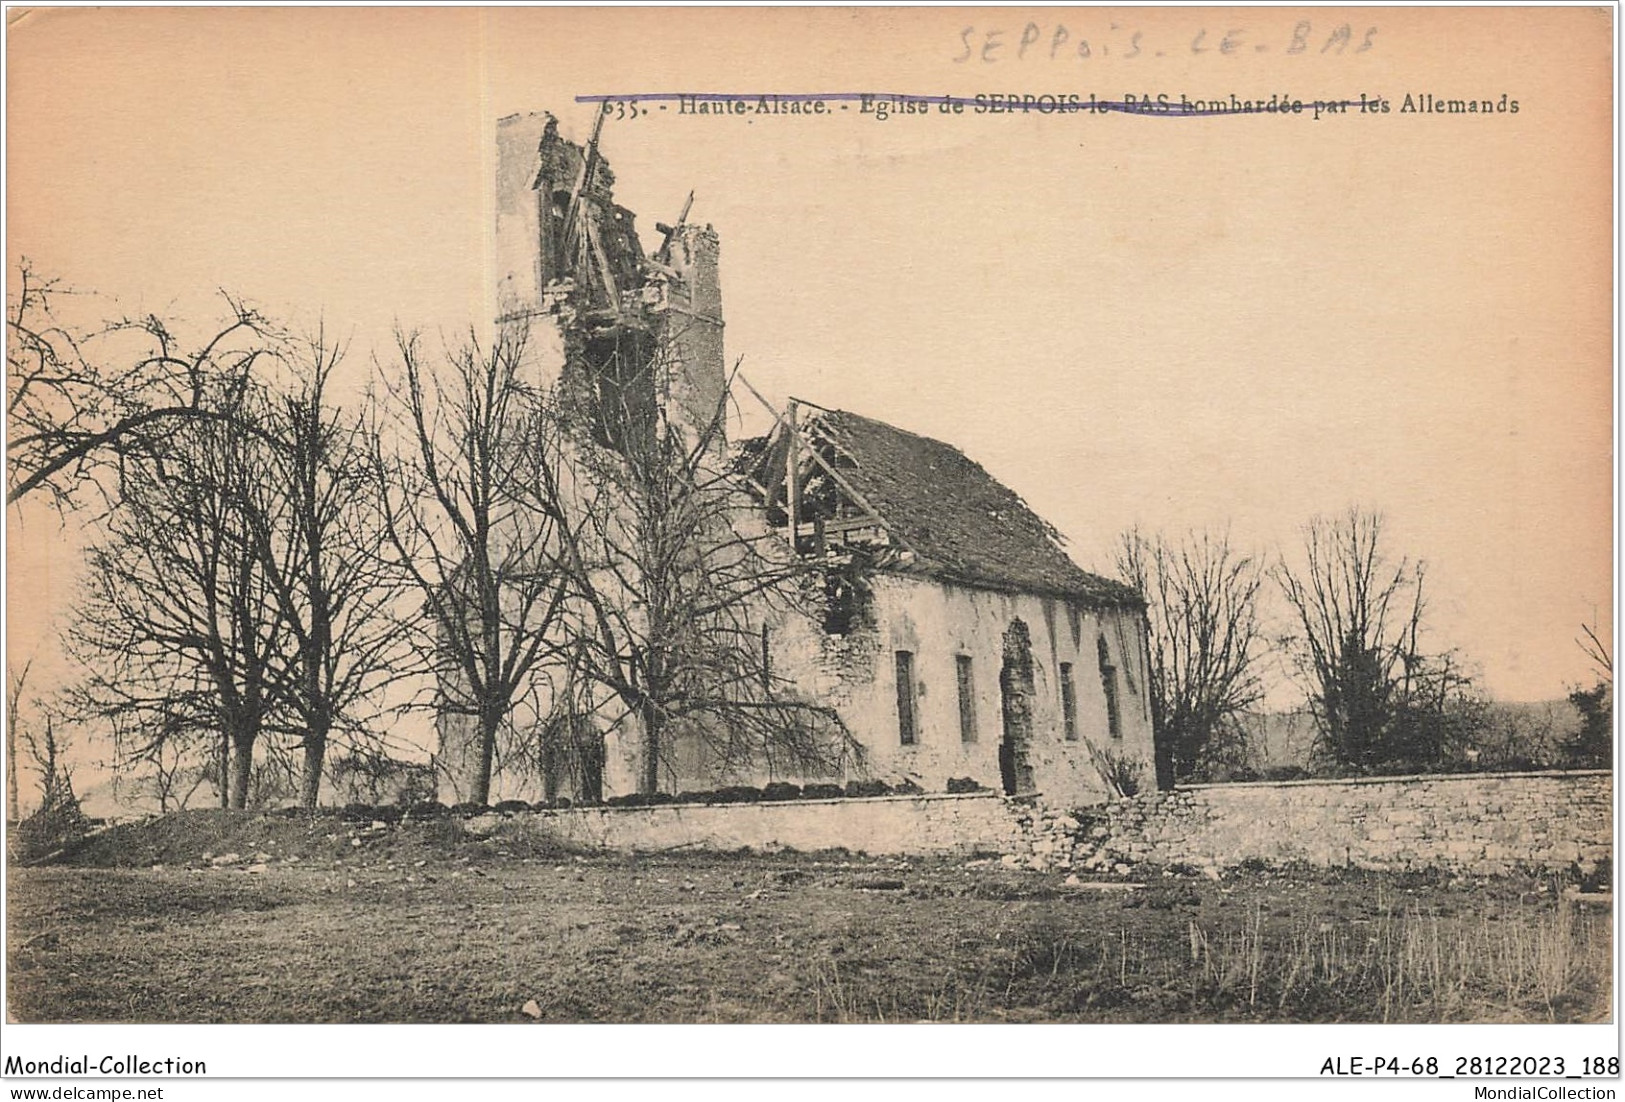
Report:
5,810,1612,1023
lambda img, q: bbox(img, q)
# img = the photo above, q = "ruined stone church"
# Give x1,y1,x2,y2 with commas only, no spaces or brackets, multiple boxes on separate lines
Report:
435,112,1157,807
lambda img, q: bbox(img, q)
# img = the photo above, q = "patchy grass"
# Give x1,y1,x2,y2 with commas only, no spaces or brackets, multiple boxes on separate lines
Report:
5,811,1611,1023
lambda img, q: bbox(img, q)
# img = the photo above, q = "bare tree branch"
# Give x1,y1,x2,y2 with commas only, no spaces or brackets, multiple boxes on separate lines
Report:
7,262,278,510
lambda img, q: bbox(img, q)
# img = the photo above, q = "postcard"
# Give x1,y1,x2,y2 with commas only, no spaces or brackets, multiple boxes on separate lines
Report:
4,6,1615,1094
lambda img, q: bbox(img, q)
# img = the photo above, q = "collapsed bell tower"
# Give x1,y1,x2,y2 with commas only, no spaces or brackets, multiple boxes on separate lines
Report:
493,111,725,444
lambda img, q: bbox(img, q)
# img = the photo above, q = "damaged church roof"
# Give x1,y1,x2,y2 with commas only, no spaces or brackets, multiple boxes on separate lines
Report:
788,408,1143,608
500,114,1139,610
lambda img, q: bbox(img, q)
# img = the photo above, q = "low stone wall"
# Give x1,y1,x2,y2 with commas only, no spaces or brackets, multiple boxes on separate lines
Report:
1074,770,1612,876
469,770,1611,877
497,791,1033,857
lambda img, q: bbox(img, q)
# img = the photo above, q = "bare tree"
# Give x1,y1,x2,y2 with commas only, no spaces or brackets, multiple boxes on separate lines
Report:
242,334,413,807
1565,618,1612,769
22,716,76,812
6,659,30,823
8,706,90,862
372,328,570,806
1275,508,1473,773
7,262,274,509
68,387,285,809
545,355,852,796
1118,527,1266,785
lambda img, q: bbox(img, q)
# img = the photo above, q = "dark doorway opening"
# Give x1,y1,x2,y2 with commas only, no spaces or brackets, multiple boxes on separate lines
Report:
999,619,1037,796
541,713,606,806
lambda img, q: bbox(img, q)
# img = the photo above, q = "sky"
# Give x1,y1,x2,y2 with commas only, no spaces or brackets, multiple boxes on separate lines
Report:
5,6,1614,775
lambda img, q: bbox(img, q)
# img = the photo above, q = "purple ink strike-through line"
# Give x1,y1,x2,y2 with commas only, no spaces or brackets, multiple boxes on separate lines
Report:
574,92,1257,118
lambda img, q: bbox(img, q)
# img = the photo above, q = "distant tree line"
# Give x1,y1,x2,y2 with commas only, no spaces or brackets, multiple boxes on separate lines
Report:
1119,508,1611,785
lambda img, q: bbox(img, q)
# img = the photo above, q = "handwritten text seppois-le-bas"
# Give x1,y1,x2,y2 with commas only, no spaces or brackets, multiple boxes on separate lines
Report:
954,20,1378,64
